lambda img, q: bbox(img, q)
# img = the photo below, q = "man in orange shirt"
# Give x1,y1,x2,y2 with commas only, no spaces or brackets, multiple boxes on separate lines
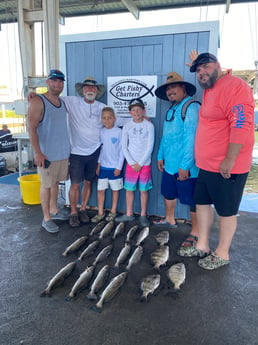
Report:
178,52,255,270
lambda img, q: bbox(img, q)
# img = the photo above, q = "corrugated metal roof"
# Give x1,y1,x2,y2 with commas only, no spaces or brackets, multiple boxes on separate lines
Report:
0,0,256,25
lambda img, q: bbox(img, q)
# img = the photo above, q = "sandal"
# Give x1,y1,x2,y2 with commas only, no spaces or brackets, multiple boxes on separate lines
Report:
153,219,177,228
198,252,230,270
105,212,116,221
91,214,105,223
181,234,198,247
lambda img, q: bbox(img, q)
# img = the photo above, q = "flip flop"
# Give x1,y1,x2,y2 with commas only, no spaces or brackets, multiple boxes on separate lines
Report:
153,219,178,228
181,234,198,247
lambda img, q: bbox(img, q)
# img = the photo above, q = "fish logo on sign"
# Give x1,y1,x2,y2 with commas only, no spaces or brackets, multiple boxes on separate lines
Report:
109,80,154,101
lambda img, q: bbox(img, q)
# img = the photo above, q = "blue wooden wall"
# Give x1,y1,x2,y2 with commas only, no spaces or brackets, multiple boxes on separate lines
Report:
63,26,216,218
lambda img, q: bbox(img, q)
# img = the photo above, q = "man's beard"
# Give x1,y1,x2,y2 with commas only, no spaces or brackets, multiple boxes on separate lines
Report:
84,92,97,101
198,69,218,89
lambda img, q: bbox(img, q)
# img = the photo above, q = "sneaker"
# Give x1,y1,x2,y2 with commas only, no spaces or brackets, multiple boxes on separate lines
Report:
115,214,135,222
79,210,89,223
42,219,59,233
198,252,230,270
105,212,116,221
139,215,150,227
69,214,80,228
91,214,105,223
50,209,70,221
177,245,210,258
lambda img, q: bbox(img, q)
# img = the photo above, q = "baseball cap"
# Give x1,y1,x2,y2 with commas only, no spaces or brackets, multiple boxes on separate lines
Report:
128,98,145,110
47,69,65,81
190,53,218,72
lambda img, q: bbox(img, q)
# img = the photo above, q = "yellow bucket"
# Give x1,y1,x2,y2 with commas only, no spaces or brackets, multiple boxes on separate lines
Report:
18,174,41,205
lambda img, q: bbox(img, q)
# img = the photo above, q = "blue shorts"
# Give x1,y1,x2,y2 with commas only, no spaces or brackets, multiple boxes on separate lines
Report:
99,167,123,180
194,169,248,217
69,147,100,184
161,170,196,207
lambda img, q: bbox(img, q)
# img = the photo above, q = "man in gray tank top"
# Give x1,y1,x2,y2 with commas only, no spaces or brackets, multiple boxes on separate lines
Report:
28,69,70,233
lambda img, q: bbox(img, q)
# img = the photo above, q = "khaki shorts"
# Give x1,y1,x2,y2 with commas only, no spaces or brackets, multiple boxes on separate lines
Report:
38,159,69,188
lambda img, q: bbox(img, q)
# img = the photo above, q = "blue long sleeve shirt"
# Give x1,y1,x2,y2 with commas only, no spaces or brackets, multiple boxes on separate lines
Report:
157,96,200,178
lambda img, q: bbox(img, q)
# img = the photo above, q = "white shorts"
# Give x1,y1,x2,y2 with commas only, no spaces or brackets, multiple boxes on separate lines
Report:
97,177,123,191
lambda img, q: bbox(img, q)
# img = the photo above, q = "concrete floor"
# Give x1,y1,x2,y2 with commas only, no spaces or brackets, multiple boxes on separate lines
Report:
1,183,258,345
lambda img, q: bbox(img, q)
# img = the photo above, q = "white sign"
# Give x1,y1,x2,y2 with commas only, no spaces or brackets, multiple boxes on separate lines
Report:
107,75,157,117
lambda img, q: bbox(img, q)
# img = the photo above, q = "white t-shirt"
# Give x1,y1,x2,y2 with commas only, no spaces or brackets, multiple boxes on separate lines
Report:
62,96,105,155
99,126,124,170
122,118,155,167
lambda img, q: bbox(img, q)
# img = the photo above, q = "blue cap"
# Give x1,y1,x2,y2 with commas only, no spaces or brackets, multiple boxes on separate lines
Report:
48,69,65,81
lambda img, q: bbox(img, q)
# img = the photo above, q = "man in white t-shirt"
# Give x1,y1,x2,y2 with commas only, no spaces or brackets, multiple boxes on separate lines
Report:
62,77,106,227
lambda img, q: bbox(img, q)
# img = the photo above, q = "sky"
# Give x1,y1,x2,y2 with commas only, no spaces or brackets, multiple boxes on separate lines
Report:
0,1,257,100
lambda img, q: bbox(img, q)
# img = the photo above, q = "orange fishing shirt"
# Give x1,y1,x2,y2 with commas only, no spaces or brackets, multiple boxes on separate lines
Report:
195,73,255,173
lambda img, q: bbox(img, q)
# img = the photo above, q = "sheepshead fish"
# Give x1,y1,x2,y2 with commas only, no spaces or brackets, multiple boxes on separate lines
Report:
114,243,131,268
87,265,110,300
40,262,76,297
155,230,169,246
112,222,125,239
62,236,88,256
95,272,127,311
126,245,143,271
98,221,114,239
167,262,186,290
135,226,149,246
89,221,106,236
77,240,99,261
92,244,113,266
151,245,169,269
65,265,94,300
140,274,160,302
126,225,138,242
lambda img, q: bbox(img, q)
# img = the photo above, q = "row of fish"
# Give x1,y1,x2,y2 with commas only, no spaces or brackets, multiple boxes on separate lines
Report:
40,259,186,308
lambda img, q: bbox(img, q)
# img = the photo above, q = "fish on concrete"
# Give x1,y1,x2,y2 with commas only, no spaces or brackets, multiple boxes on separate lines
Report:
154,230,169,246
167,262,186,291
98,221,114,239
151,245,169,269
94,271,127,312
62,236,88,256
89,221,106,236
40,261,76,297
140,274,160,302
114,243,131,268
77,240,99,261
125,245,143,271
135,226,149,246
126,225,139,242
112,222,125,240
87,264,110,300
92,244,113,266
65,265,95,300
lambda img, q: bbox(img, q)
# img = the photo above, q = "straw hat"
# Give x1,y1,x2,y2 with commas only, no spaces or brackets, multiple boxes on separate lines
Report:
155,72,196,100
75,76,105,99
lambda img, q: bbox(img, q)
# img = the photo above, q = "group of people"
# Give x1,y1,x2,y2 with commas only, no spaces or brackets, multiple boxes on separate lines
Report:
28,51,255,271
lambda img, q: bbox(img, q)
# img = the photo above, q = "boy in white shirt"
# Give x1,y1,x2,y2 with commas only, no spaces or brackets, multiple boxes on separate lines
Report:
115,98,155,227
91,107,124,223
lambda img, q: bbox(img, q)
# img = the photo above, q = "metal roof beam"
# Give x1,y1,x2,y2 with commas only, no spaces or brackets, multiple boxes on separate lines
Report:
226,0,231,13
121,0,140,19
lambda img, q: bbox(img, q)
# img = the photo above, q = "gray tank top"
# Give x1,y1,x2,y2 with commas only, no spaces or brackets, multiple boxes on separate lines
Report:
37,94,70,161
